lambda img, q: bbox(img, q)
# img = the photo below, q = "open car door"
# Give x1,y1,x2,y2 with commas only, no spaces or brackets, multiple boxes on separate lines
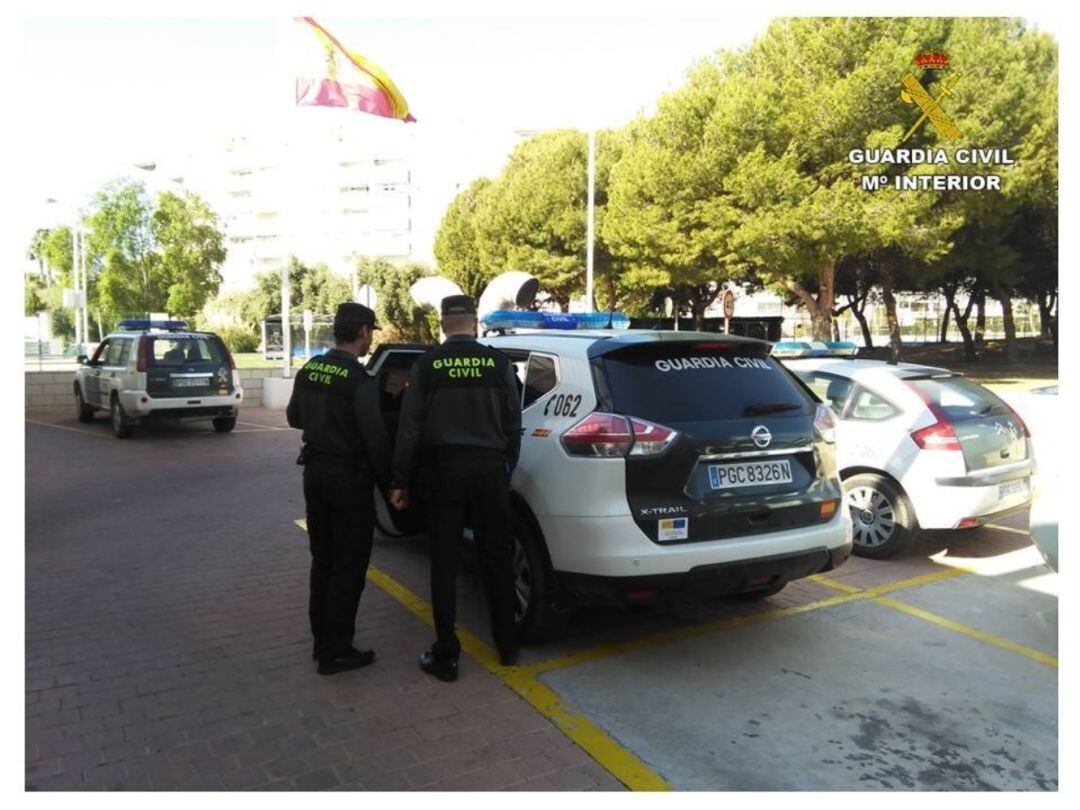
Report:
367,344,429,537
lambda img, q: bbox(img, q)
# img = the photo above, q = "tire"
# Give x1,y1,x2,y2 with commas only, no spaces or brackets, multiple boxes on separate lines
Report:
74,386,94,423
510,510,566,643
212,416,237,433
110,396,132,439
730,581,787,601
843,472,916,559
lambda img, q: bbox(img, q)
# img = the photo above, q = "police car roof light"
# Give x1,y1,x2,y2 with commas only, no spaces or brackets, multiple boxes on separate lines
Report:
770,341,814,358
480,310,631,332
119,318,189,332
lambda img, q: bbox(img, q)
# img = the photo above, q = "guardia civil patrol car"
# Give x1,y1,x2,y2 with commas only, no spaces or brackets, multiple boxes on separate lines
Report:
73,319,243,438
368,314,853,641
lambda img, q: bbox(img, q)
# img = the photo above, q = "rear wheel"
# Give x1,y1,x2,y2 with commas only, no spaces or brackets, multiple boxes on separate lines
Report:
110,396,132,439
74,386,94,423
511,510,566,643
843,473,915,559
212,416,236,433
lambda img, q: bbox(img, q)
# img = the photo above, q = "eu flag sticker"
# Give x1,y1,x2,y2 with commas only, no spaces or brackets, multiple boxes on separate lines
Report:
658,517,689,542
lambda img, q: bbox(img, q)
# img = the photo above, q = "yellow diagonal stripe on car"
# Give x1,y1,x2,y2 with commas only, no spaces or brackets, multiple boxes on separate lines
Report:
294,518,670,791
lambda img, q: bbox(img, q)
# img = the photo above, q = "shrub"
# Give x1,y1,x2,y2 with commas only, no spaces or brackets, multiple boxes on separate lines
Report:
216,325,260,353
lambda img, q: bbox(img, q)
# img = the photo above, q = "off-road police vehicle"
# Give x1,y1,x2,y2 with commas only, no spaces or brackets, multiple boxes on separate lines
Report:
369,317,853,640
73,319,243,438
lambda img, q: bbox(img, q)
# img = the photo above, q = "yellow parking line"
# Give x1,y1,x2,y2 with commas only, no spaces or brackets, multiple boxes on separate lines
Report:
984,523,1031,537
295,518,670,791
807,575,863,594
874,596,1057,668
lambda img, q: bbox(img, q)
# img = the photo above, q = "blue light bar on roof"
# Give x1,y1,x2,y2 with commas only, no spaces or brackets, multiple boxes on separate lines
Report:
480,310,630,331
772,340,859,358
118,319,189,331
771,341,814,358
825,341,858,357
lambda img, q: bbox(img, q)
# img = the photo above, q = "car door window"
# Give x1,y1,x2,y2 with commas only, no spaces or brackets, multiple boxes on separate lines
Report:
522,353,558,410
90,339,111,365
798,371,854,415
849,387,899,421
106,339,130,366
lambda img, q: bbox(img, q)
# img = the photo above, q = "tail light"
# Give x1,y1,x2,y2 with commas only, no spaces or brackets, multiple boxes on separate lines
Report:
628,418,678,456
561,413,633,457
813,403,836,444
905,381,961,451
910,421,961,451
136,337,150,372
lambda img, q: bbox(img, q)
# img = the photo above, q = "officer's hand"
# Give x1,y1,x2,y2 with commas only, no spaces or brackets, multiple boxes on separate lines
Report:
389,489,409,510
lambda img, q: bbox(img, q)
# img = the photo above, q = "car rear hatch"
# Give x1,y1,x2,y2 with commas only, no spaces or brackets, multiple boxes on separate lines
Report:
143,334,235,398
588,337,842,543
905,375,1031,476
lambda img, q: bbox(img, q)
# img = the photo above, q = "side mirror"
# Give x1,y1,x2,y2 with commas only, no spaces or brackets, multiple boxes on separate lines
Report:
77,354,89,365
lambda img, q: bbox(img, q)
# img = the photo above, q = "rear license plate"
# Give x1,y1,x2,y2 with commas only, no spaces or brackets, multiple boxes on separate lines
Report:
998,478,1029,501
172,377,210,388
709,459,794,490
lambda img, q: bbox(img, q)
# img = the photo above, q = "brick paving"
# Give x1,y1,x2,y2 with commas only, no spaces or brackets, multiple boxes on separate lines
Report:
25,412,623,791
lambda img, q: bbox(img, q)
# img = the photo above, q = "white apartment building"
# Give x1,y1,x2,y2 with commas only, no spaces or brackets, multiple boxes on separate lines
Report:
180,116,417,291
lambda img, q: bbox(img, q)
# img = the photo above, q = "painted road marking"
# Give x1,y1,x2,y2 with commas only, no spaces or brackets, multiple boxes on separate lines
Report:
25,420,111,439
984,523,1031,537
236,421,291,431
294,518,670,791
875,596,1057,668
813,567,1056,668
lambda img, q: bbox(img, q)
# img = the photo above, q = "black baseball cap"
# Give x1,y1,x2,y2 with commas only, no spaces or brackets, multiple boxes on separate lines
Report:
334,302,380,330
441,295,476,316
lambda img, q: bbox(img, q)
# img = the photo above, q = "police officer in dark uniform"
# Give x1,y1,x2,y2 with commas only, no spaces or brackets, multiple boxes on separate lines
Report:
389,295,522,682
286,303,391,676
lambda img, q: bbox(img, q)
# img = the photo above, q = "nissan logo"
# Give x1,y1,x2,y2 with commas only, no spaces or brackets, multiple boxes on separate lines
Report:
751,425,772,448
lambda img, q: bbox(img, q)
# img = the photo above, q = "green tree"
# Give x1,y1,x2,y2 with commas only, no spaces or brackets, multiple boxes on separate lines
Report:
355,257,436,343
434,178,495,300
83,179,227,335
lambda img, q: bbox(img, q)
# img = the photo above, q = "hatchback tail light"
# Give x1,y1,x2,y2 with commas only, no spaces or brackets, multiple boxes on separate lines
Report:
561,413,633,457
905,381,962,451
813,403,837,444
628,418,678,456
910,420,962,451
1008,407,1030,437
136,337,150,372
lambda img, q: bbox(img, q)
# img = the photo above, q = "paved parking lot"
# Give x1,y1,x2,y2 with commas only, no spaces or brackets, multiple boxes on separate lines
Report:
25,406,1058,791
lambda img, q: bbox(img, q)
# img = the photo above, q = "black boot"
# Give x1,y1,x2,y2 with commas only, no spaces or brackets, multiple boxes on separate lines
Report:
419,650,458,683
318,647,376,676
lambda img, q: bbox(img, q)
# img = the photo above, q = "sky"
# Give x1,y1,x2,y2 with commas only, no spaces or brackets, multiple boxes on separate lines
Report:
13,14,772,262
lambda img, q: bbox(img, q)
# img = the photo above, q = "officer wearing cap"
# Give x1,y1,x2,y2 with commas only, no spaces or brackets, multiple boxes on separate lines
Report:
389,295,522,682
286,302,391,675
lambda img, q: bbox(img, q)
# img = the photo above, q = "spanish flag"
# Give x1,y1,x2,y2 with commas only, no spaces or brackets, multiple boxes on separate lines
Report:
293,17,415,123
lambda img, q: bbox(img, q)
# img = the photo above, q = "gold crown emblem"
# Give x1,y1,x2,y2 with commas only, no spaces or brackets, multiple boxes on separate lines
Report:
914,52,950,70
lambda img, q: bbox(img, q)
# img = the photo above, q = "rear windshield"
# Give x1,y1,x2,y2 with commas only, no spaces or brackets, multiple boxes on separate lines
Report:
906,376,1011,420
599,342,814,422
148,336,227,368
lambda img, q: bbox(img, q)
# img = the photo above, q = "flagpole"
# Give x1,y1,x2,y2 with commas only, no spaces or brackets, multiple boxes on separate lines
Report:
585,128,596,313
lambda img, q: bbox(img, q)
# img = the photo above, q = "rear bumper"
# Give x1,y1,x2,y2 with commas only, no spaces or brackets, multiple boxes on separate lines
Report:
908,475,1033,529
539,508,853,579
119,389,242,421
554,545,850,607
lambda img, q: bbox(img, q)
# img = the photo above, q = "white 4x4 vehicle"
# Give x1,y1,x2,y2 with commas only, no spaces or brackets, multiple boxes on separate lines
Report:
368,328,853,640
73,320,243,438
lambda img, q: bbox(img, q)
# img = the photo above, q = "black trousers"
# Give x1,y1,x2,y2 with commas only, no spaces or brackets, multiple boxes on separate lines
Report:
425,448,518,661
303,461,375,661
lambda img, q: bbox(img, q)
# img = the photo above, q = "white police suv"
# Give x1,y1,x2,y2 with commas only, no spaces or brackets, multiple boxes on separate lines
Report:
73,319,243,438
368,315,853,640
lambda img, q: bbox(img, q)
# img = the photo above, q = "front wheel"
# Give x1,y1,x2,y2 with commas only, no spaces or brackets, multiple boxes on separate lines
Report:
110,397,132,439
511,511,566,643
75,387,94,423
844,473,916,559
212,416,236,433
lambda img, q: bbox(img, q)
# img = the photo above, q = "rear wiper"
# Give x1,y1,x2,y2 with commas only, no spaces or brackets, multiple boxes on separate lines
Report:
743,402,802,416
